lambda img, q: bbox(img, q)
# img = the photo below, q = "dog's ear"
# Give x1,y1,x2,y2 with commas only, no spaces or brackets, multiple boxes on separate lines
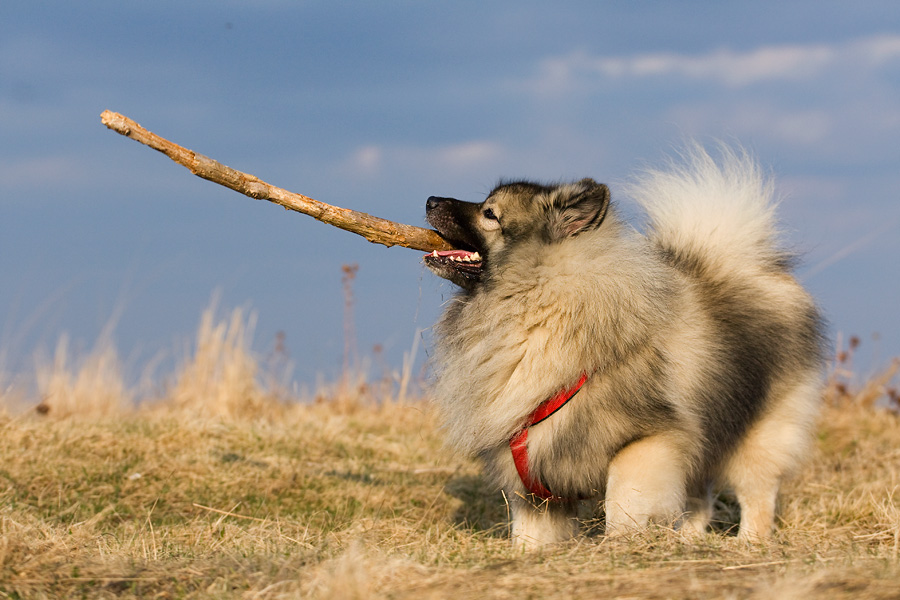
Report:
547,179,610,240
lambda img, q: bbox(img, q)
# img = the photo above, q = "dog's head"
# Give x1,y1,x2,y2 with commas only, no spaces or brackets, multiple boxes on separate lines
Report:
424,178,610,290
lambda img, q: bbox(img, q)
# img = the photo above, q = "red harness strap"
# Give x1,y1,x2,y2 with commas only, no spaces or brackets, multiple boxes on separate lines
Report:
509,372,588,500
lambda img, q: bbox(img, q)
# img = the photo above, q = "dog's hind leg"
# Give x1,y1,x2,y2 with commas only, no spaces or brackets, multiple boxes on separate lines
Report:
680,479,714,537
508,494,579,549
724,376,822,541
604,434,688,536
724,439,783,541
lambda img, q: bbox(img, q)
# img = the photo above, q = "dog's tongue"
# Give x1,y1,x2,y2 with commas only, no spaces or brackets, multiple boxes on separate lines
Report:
429,250,474,258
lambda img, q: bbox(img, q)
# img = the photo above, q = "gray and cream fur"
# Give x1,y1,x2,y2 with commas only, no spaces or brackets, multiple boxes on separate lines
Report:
423,146,825,548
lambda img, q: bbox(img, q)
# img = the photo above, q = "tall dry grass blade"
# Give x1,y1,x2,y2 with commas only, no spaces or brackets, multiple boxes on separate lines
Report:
396,330,421,405
168,302,275,419
854,358,900,408
34,333,131,418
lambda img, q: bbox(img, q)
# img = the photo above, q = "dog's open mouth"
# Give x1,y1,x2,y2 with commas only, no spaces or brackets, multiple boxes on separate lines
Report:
423,249,484,289
423,196,486,289
423,249,483,272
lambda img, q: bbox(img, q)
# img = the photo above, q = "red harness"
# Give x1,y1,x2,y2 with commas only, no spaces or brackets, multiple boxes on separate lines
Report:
508,372,588,500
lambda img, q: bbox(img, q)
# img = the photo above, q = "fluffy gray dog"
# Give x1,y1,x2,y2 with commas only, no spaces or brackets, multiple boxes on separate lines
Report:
423,147,825,548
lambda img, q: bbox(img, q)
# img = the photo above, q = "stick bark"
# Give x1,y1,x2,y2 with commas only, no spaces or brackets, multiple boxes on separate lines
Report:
100,110,455,252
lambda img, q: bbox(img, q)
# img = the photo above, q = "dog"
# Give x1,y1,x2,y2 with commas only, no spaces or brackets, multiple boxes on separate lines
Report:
423,146,825,548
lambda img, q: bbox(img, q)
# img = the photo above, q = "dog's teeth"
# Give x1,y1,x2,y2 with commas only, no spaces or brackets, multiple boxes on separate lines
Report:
431,250,439,257
441,252,483,263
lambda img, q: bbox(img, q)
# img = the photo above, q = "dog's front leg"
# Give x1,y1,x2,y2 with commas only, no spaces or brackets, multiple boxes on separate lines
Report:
604,434,688,536
508,493,579,549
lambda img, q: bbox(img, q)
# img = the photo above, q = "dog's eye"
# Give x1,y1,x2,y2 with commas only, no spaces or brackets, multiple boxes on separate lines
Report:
483,208,498,221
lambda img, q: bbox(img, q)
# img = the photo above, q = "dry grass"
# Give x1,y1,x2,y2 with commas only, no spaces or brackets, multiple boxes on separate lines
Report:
33,333,131,419
1,311,899,599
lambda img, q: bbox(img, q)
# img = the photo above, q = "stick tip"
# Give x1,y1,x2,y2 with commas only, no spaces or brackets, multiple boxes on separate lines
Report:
101,110,132,134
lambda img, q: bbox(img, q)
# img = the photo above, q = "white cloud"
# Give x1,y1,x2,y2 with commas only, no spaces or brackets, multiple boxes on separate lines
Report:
344,140,504,178
531,34,900,91
0,156,87,190
593,45,834,86
669,102,835,146
514,34,900,154
433,141,502,168
350,145,383,176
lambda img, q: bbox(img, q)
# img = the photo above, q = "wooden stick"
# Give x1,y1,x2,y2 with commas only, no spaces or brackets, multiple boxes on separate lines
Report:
100,110,455,252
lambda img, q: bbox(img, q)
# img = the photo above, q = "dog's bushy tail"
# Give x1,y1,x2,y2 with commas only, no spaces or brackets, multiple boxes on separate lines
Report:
628,144,788,274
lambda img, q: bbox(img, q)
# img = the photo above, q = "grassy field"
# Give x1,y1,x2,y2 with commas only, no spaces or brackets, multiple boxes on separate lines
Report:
1,310,899,599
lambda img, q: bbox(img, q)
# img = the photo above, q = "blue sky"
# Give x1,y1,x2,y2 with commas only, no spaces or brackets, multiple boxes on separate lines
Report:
2,1,899,389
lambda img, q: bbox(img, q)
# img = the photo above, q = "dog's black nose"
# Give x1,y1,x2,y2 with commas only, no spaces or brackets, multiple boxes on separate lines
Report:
426,196,441,211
